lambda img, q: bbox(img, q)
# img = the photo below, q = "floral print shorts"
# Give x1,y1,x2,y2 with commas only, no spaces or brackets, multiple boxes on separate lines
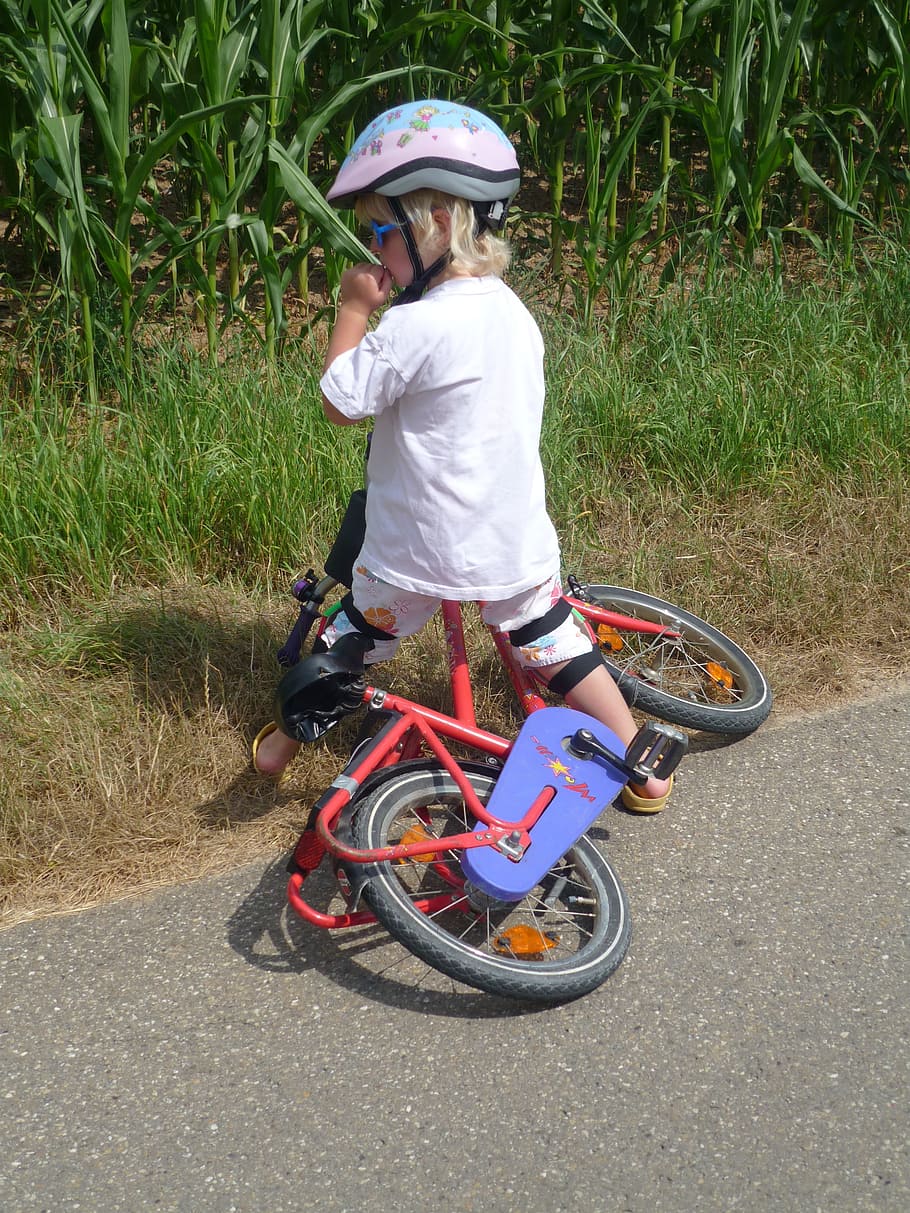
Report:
321,565,593,669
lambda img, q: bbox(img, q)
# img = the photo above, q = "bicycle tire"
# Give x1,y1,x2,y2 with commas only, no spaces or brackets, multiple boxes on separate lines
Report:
353,761,630,1003
578,583,772,736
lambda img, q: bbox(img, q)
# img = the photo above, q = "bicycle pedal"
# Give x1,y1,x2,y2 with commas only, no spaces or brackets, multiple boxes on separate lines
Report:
288,828,326,875
624,722,688,781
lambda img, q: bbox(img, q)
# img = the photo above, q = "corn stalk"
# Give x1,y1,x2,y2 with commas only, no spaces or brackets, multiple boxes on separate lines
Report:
657,0,685,239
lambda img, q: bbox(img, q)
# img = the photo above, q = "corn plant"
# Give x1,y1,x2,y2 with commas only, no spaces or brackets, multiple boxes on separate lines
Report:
1,0,908,382
574,84,663,323
3,0,266,393
657,0,685,239
873,1,910,184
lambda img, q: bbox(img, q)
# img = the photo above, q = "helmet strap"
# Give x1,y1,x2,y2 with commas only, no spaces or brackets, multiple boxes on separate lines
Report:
387,196,452,306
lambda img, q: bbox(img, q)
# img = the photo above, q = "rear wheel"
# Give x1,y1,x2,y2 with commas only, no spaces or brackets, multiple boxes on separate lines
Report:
352,761,630,1003
577,584,772,736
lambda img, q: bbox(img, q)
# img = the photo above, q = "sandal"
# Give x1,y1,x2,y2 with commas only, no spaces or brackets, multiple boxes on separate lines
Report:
621,774,674,815
251,720,295,786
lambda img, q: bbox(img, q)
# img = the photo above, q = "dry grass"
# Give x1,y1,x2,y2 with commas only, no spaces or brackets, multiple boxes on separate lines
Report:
3,478,909,929
0,580,510,929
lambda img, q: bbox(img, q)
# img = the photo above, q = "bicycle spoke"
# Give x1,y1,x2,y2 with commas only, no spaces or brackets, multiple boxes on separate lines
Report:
388,818,602,960
524,894,596,941
355,763,630,999
613,632,743,706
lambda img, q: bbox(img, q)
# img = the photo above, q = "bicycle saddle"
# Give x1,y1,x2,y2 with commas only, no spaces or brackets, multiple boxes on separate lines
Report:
274,632,372,742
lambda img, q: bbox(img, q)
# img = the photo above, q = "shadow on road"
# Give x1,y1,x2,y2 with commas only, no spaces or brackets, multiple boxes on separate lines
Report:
224,855,547,1020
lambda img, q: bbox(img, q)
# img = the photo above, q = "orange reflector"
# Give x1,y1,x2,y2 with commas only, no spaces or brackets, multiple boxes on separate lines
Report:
396,825,435,864
597,624,624,652
492,925,559,958
706,661,734,689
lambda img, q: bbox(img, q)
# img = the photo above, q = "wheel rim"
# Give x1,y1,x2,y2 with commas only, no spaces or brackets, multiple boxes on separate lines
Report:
364,777,623,977
589,591,760,711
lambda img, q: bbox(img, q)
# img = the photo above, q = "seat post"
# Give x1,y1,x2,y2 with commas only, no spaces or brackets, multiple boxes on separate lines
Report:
440,600,476,729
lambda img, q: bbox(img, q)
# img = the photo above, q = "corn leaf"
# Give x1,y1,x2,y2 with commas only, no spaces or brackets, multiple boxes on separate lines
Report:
268,139,374,264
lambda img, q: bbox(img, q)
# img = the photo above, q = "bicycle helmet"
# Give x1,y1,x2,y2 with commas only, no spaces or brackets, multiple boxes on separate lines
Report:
274,633,371,743
327,99,520,303
327,99,520,220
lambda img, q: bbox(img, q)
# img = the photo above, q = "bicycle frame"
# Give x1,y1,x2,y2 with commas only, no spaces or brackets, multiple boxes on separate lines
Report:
287,600,518,928
285,594,680,930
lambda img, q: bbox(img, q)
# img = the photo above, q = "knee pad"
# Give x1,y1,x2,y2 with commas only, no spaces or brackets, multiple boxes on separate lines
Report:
508,597,573,651
541,648,605,699
508,598,602,697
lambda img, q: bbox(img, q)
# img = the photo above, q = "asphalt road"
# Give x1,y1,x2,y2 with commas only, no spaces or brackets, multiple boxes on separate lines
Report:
2,687,908,1213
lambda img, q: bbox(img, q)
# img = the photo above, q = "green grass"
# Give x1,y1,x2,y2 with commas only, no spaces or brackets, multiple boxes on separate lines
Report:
2,259,910,925
3,256,908,613
1,328,360,605
540,255,910,507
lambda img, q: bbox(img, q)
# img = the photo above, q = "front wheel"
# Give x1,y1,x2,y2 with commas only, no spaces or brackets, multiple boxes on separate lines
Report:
352,762,630,1004
577,583,772,736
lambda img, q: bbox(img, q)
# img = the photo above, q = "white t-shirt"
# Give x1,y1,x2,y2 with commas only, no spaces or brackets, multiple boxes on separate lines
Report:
320,275,561,599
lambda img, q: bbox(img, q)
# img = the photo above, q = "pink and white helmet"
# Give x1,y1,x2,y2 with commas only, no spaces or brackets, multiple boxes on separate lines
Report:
327,99,520,221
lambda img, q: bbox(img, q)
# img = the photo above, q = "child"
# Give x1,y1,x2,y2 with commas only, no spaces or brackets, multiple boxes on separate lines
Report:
254,99,673,812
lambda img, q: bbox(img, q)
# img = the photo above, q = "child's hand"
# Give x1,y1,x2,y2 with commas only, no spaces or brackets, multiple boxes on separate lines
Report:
338,262,394,315
322,261,393,387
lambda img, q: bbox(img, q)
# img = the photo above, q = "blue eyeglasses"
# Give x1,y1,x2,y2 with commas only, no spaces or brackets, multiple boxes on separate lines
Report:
370,219,402,247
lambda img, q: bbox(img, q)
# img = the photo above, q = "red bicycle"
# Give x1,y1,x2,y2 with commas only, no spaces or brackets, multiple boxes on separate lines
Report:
278,532,770,1003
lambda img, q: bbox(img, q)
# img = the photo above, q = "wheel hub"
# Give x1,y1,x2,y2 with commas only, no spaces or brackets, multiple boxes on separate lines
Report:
463,880,512,914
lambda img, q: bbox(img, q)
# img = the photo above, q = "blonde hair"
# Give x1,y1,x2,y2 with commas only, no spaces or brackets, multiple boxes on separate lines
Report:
355,190,511,278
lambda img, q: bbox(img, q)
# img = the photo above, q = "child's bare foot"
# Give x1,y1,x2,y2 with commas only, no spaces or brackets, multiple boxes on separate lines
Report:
251,722,301,778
